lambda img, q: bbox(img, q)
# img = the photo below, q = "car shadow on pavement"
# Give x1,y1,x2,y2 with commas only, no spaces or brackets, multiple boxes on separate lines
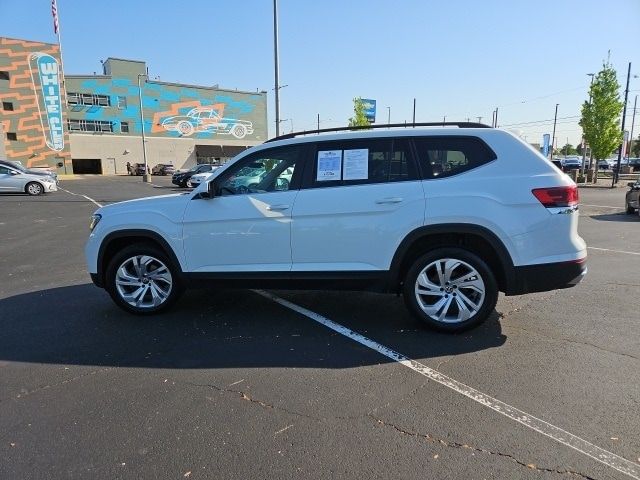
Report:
0,284,506,369
589,213,639,222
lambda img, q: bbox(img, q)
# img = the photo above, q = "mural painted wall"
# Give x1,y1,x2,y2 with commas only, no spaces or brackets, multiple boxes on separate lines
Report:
0,37,71,170
65,58,267,143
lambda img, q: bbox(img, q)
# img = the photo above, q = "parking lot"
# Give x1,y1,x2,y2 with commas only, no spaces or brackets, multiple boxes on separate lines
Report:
1,175,639,479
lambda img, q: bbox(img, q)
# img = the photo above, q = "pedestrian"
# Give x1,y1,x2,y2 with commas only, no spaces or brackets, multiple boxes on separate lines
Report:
126,161,131,175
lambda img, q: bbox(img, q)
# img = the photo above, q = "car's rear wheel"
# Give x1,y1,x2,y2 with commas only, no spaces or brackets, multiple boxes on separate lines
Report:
25,182,44,196
626,203,635,214
403,248,498,332
105,243,183,315
231,124,247,139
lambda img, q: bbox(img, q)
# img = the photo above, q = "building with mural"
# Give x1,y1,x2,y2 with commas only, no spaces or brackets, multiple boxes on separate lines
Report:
0,37,71,173
1,36,268,174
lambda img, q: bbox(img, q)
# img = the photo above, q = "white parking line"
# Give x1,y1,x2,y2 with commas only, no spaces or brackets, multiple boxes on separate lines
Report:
581,204,622,209
588,246,640,256
257,290,640,479
58,187,103,208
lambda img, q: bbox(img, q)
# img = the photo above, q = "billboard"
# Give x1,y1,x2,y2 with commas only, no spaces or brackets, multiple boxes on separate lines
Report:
362,98,376,123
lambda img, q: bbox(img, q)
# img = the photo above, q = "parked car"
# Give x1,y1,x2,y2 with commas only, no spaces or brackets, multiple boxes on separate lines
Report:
187,167,220,188
561,158,582,171
0,159,58,182
0,162,58,195
625,177,640,214
628,158,640,172
151,164,176,176
172,163,219,187
597,159,613,170
127,163,147,176
85,125,587,332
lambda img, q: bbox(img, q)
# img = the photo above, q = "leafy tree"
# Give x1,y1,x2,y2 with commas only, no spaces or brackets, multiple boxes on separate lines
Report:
561,143,578,155
348,97,371,127
579,61,623,162
632,135,640,157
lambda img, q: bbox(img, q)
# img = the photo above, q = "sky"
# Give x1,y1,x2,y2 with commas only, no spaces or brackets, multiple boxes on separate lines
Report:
1,0,639,147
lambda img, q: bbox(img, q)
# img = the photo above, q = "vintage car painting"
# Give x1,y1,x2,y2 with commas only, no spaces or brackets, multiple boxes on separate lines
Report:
160,106,254,139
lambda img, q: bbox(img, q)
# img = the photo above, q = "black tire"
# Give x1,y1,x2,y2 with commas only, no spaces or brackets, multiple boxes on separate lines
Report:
626,203,635,214
402,248,498,333
105,243,184,315
25,181,44,196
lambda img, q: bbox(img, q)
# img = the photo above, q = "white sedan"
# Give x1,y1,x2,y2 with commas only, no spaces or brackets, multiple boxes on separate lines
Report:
0,163,58,195
187,168,219,188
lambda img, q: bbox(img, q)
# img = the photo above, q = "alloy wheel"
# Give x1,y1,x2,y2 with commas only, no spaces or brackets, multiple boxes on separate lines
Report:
414,258,486,324
115,255,173,309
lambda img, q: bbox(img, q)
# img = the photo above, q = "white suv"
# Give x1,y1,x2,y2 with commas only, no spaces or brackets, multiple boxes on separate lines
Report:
85,124,587,332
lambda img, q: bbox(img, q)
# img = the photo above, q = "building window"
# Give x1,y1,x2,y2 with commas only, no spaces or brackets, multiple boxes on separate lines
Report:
67,119,113,133
66,92,111,107
0,71,9,81
120,121,129,133
6,132,18,141
117,96,127,109
2,101,14,111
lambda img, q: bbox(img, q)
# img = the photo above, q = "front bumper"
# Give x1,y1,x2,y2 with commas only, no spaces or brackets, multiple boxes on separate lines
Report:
506,257,587,296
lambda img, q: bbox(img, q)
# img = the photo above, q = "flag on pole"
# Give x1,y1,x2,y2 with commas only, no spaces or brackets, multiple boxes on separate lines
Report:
52,0,59,34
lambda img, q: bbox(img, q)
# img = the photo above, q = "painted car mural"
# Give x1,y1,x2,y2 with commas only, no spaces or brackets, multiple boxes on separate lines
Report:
160,106,254,139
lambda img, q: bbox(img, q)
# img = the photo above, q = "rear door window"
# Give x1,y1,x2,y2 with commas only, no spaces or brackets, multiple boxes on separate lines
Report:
413,136,496,179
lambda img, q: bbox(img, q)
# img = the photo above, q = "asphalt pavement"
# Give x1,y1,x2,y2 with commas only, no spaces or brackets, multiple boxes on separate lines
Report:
1,175,638,480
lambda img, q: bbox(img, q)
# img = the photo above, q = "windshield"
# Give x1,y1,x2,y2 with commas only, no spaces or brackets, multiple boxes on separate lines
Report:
2,160,26,172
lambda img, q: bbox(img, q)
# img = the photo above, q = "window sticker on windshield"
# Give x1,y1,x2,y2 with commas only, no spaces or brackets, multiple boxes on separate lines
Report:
343,149,368,180
317,150,342,181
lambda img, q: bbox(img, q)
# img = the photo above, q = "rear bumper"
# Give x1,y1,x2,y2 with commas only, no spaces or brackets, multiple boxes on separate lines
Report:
505,257,587,295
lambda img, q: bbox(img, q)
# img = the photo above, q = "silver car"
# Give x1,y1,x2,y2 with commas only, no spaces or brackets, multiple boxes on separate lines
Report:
0,162,58,195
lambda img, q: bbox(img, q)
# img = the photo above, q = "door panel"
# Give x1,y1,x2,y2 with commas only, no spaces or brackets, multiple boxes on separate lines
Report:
0,167,24,191
291,182,424,271
182,191,298,272
181,145,306,272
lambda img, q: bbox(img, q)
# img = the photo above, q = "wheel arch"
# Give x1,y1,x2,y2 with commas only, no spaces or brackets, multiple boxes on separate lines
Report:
388,224,515,294
96,229,183,287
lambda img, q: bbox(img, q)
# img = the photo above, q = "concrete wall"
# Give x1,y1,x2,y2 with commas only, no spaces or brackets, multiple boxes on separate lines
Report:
0,37,71,171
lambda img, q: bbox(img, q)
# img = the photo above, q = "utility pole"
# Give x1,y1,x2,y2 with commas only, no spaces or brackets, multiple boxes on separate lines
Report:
613,62,631,186
549,104,559,160
477,116,482,123
412,98,416,126
494,107,499,127
628,95,638,161
137,73,150,183
387,106,390,125
317,113,320,133
273,0,280,137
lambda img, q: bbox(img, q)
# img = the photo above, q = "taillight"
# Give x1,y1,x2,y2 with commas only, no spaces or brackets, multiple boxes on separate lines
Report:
532,185,579,208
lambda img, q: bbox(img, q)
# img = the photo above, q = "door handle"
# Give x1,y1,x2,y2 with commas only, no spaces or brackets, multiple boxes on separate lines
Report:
267,204,290,211
375,197,403,204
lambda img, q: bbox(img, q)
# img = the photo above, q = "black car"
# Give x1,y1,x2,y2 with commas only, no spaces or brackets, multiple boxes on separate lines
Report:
127,163,147,176
171,163,218,187
629,158,640,172
625,177,640,214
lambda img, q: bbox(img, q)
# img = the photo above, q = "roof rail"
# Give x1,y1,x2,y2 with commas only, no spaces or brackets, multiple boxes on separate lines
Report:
266,121,491,143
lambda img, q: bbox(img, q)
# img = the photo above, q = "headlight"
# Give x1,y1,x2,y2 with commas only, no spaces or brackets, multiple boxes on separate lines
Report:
89,214,102,232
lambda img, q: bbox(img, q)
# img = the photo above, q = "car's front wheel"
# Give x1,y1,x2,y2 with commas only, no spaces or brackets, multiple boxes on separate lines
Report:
25,181,44,196
105,243,183,315
403,248,498,332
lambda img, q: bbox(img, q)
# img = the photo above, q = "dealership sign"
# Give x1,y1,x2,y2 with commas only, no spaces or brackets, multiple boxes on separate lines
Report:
29,53,64,151
362,98,376,123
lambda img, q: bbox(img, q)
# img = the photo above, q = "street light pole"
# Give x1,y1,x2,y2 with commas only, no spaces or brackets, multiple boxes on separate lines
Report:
628,95,638,161
550,104,559,160
137,73,150,183
613,62,631,186
273,0,280,137
386,106,390,125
